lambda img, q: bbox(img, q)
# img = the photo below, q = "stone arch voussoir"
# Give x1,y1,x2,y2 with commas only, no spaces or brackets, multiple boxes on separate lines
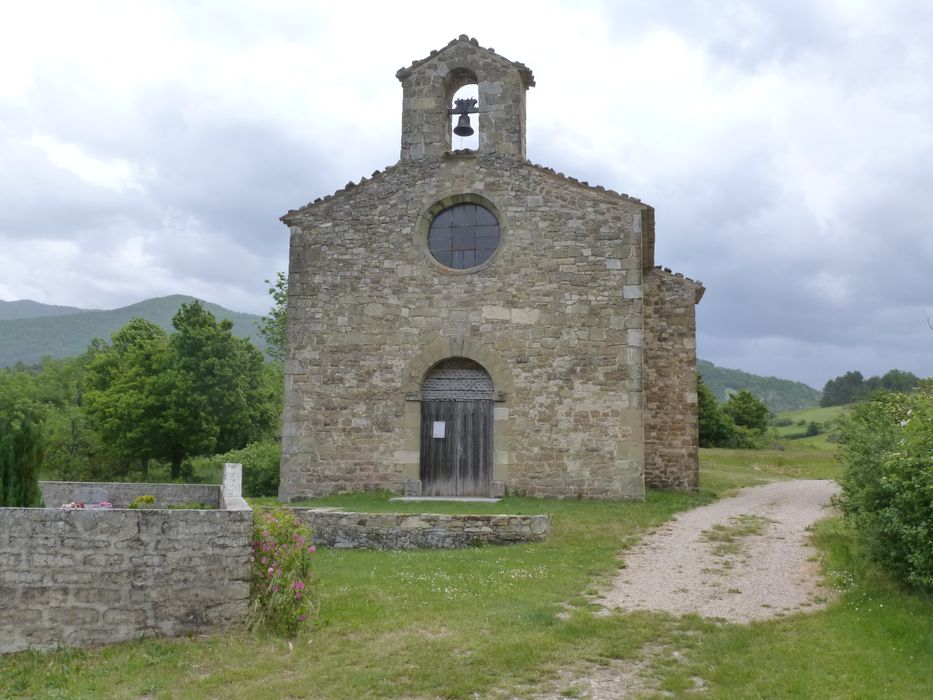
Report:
402,337,514,397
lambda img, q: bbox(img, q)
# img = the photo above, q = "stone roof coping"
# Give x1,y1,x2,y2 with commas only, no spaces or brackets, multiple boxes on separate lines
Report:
281,155,648,222
395,35,535,88
654,265,706,303
525,159,644,205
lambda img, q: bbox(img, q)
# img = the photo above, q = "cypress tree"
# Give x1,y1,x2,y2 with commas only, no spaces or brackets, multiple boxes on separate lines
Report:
0,416,44,507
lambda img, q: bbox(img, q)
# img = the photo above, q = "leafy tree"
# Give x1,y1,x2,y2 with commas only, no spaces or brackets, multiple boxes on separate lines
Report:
84,303,275,480
697,373,734,447
820,370,866,407
42,402,107,480
258,272,287,362
881,369,920,393
723,389,770,433
28,354,113,480
709,389,771,449
84,319,170,477
168,301,274,460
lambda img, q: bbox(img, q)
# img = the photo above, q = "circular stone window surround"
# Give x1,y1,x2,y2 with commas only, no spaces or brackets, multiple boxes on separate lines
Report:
415,193,507,275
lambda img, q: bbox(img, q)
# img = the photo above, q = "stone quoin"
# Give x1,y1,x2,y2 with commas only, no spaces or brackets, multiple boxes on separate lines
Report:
279,36,704,501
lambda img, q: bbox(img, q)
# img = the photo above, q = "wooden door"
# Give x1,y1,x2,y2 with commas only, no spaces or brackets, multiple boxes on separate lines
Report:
420,399,493,496
419,358,495,497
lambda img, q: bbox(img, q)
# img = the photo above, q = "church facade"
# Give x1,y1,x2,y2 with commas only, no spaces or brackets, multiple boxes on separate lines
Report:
278,36,704,501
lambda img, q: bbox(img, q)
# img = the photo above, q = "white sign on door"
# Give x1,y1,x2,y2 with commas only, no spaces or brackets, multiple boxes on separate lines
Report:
432,421,446,438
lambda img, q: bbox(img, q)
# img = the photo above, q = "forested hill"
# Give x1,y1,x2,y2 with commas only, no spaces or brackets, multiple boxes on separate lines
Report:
698,359,821,412
0,295,264,367
0,299,91,320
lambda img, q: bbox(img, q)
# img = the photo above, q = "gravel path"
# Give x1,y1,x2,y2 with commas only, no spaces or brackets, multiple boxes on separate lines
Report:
519,480,841,699
599,479,840,623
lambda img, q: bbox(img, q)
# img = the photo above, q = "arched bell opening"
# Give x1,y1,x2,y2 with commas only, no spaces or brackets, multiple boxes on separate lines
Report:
446,68,479,151
419,357,493,496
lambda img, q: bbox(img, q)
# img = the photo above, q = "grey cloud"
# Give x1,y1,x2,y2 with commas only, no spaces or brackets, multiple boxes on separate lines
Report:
2,1,931,385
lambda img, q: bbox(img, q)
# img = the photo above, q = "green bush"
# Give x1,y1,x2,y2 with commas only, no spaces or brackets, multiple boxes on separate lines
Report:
128,494,156,509
190,440,281,497
729,424,768,449
837,383,933,590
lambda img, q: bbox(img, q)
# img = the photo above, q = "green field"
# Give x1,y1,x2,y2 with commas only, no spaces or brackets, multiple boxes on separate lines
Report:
3,441,932,699
700,439,840,493
771,404,851,438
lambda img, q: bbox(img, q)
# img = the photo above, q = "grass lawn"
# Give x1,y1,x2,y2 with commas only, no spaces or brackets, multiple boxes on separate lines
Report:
4,442,932,698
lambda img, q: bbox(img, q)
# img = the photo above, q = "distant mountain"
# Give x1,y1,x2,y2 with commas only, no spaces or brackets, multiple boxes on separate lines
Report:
698,359,821,412
0,299,93,321
0,295,265,367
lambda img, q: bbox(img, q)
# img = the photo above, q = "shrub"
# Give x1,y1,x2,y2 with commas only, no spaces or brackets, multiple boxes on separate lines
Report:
729,424,767,449
249,508,317,637
805,421,821,437
190,441,281,497
837,383,933,591
128,494,156,509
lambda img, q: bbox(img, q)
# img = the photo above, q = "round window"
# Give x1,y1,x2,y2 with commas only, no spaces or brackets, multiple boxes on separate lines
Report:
427,203,500,269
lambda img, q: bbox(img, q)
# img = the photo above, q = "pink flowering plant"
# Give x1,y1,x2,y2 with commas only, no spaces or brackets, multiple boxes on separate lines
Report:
248,507,318,636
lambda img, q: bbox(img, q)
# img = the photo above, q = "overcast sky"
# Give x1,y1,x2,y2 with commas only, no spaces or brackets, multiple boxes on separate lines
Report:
1,1,931,387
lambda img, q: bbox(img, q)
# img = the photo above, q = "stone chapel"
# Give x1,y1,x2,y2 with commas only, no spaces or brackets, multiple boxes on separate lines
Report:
278,36,704,501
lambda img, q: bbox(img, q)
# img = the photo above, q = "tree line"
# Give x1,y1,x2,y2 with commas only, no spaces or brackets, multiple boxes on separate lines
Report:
0,300,284,503
820,369,920,407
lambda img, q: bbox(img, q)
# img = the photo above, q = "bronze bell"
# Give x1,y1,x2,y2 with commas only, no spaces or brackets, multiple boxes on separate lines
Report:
453,113,474,137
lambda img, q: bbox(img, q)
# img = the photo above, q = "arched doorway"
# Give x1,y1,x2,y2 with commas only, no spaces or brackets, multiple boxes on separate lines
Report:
420,358,494,496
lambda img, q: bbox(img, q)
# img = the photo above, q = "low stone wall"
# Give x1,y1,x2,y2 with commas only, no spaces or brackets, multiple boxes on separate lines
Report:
39,481,221,509
1,466,250,655
295,509,550,549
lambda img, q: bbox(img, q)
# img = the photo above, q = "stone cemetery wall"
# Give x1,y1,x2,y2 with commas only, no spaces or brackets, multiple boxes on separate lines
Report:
0,466,251,654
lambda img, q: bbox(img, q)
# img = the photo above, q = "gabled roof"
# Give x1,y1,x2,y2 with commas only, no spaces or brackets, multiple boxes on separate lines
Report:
395,35,535,88
281,162,400,224
280,154,645,224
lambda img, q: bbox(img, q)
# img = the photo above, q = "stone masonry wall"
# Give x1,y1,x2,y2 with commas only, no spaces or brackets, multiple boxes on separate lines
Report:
0,468,250,654
296,508,549,549
643,267,703,490
281,152,648,501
